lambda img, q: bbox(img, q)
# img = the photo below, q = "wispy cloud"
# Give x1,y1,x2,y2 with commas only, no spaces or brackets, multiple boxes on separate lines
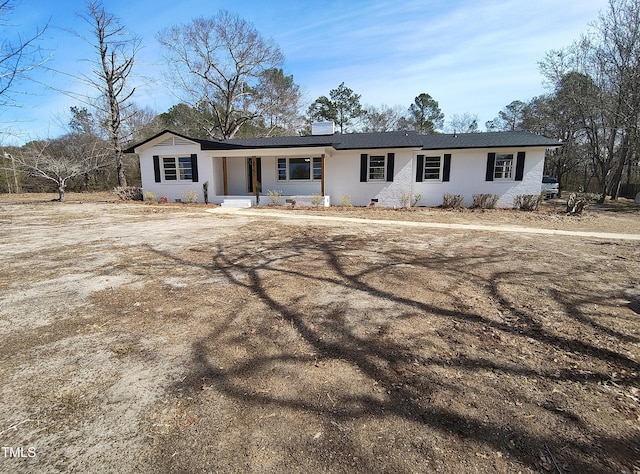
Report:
1,0,607,144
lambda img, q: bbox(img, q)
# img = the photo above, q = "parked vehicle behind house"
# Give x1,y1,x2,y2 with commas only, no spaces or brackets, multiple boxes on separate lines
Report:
542,176,559,198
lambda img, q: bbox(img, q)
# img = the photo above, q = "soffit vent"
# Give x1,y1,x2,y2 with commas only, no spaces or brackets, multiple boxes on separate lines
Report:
157,136,194,147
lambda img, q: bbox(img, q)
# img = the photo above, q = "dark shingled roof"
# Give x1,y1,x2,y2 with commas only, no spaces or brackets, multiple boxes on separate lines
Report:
419,131,561,149
125,129,560,153
205,130,425,150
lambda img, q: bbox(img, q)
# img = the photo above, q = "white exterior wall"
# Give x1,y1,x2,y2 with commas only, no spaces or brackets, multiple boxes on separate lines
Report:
324,149,415,207
212,157,224,199
324,148,545,208
139,142,213,203
489,149,545,207
413,148,546,207
225,157,248,195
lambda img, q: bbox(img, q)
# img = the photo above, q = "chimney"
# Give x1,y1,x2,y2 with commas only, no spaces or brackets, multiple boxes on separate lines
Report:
311,121,335,135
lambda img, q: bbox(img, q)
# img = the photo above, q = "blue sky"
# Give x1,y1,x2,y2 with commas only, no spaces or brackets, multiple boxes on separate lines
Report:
1,0,607,144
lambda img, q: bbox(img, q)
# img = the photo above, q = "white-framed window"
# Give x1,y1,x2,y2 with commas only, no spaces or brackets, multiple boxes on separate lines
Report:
494,154,513,180
163,156,193,181
277,157,322,181
423,155,442,180
368,155,386,181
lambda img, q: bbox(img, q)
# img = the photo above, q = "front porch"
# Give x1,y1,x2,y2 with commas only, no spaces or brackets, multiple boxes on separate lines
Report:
211,154,329,207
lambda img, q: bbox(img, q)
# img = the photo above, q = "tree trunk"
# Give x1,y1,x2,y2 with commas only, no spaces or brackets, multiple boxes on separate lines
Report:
116,151,127,187
555,159,563,198
598,177,607,203
58,185,65,202
10,153,21,193
608,134,630,200
597,159,608,203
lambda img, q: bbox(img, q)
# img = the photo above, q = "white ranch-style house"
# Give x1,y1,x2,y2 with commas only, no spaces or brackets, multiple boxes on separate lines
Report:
125,126,561,208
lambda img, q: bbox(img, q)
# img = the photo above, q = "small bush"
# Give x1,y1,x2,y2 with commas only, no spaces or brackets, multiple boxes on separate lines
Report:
311,193,323,207
340,194,352,207
442,193,464,209
399,192,411,208
472,193,499,209
183,190,198,203
267,189,283,205
202,181,209,204
113,186,143,201
159,195,168,204
143,190,157,202
513,194,542,211
411,193,422,207
566,192,589,215
581,192,603,202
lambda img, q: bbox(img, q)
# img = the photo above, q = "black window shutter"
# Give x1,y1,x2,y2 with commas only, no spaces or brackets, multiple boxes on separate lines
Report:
443,154,451,182
153,155,161,182
416,155,424,182
191,154,199,182
486,153,496,181
360,154,368,182
515,152,525,181
386,153,395,182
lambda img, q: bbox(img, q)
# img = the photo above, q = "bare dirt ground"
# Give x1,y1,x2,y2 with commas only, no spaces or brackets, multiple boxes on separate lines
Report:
0,192,639,473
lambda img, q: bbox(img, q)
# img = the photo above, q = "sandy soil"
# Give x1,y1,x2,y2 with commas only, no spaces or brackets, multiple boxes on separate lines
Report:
0,193,638,473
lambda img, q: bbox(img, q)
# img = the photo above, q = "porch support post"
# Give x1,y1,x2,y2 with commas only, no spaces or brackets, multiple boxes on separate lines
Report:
222,157,228,196
321,154,326,196
251,156,258,201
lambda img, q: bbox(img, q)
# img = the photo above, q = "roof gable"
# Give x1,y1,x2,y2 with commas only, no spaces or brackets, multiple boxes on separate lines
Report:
123,130,209,154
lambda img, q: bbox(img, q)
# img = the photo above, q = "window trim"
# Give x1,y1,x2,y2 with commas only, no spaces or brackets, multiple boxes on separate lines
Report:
162,156,193,182
368,155,386,181
423,155,442,181
276,157,323,182
360,153,394,182
493,153,514,180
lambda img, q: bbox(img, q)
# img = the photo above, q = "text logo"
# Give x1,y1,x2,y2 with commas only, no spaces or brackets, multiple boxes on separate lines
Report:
2,447,36,458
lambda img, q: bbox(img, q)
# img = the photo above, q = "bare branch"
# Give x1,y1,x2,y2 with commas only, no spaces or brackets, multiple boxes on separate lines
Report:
0,0,49,108
157,10,284,139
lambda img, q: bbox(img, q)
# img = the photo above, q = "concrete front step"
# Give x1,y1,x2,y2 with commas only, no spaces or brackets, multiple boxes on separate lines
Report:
220,199,252,208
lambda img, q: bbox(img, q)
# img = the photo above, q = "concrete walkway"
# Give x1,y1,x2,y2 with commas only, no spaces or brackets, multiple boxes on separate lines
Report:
205,207,640,241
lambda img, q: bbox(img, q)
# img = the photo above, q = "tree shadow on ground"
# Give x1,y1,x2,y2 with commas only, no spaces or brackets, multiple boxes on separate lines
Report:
146,227,639,472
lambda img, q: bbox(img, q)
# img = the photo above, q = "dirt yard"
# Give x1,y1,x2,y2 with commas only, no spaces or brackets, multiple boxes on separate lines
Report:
0,193,639,473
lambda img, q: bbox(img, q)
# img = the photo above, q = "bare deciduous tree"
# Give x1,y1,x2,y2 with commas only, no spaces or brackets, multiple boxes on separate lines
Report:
361,104,406,132
77,1,140,187
12,133,110,201
124,104,164,143
539,0,640,201
446,112,479,133
157,11,285,139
